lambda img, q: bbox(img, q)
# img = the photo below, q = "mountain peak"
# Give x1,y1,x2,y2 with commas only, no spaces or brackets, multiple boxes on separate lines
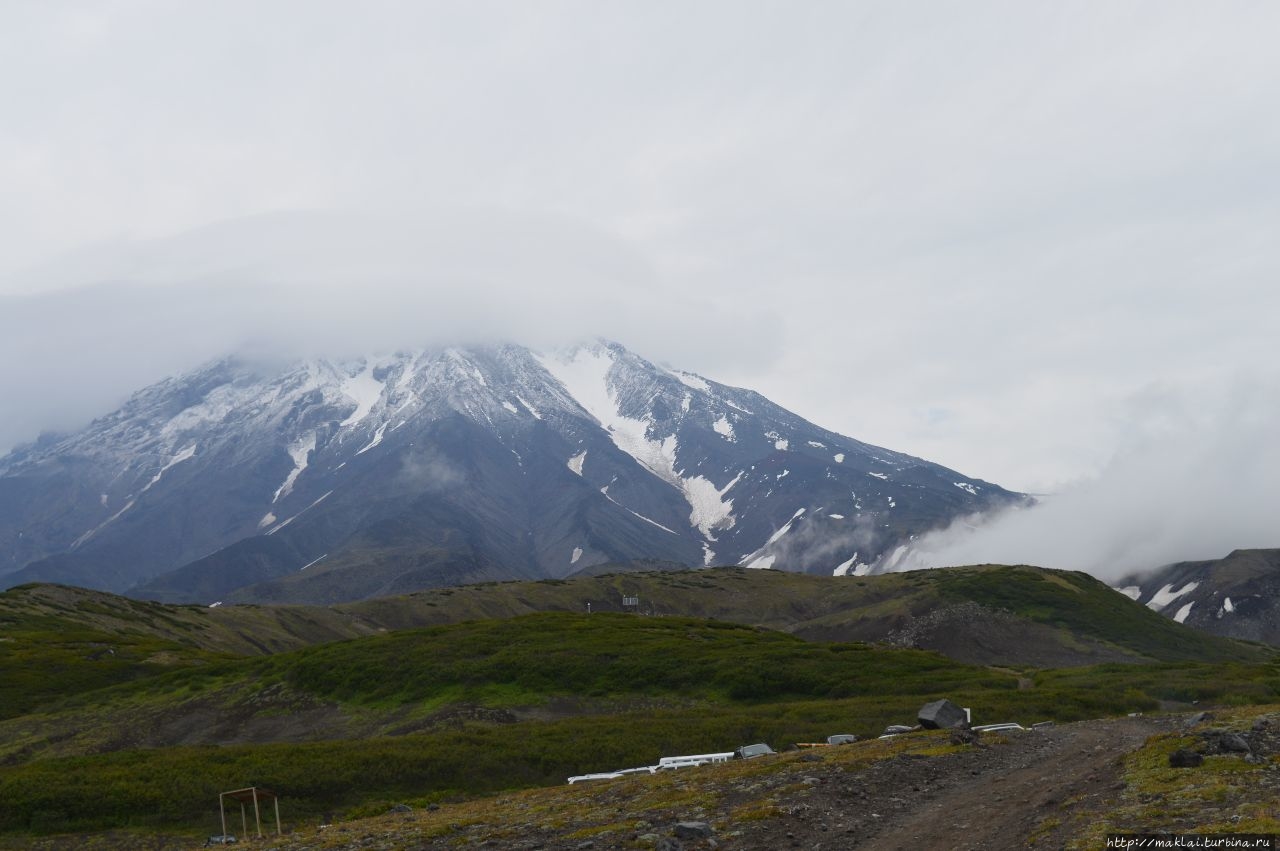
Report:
0,341,1023,603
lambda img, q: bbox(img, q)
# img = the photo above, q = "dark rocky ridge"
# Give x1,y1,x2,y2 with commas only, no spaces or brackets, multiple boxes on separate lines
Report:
1117,549,1280,646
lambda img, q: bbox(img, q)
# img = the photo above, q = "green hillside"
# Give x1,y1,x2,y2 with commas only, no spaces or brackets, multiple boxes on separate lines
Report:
1,564,1267,725
348,565,1272,666
1,566,1276,843
2,609,1277,840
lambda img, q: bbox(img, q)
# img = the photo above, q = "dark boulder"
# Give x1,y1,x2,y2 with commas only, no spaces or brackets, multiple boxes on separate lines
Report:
673,822,714,840
1169,749,1204,768
1222,733,1252,753
918,699,968,730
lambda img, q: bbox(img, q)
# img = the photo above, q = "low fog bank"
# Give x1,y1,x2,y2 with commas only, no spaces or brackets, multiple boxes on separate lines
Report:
0,210,779,456
897,378,1280,582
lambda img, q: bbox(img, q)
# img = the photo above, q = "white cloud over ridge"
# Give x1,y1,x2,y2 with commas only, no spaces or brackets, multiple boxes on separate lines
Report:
897,377,1280,581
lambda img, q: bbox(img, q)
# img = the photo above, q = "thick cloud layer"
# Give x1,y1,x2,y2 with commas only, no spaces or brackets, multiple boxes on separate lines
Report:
899,377,1280,581
0,210,778,453
2,3,1279,577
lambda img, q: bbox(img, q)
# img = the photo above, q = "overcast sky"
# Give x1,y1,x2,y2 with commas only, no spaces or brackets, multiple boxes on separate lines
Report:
2,2,1278,574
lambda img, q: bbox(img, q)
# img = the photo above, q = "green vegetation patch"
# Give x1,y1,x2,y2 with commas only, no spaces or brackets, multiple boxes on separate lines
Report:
1071,704,1280,848
263,612,1013,706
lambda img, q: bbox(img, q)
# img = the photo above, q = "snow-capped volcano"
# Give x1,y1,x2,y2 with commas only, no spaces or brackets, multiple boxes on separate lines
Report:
0,340,1022,603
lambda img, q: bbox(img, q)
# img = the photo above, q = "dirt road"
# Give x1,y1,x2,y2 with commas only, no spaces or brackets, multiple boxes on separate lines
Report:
670,716,1169,851
849,717,1164,851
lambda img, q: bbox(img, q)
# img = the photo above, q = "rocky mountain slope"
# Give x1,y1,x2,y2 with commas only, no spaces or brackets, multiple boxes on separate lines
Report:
0,341,1021,603
1116,549,1280,645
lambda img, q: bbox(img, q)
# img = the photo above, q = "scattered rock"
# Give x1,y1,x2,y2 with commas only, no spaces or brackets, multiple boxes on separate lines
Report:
1184,711,1216,727
949,726,980,746
636,834,660,847
1221,734,1252,753
673,821,714,840
1201,730,1252,754
389,804,412,814
1169,749,1204,768
1253,718,1272,732
918,699,968,730
656,838,683,851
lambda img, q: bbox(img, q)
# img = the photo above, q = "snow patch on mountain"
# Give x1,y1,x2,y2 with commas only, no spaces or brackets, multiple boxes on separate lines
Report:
713,416,735,441
833,552,858,576
1115,585,1142,600
446,348,488,387
268,490,332,535
515,395,542,419
1147,581,1199,611
765,508,806,546
299,553,328,571
669,370,711,392
538,345,740,545
684,471,741,549
273,433,317,502
72,499,136,548
339,364,385,428
1173,601,1195,624
356,422,388,455
567,450,586,476
143,444,197,492
599,487,679,535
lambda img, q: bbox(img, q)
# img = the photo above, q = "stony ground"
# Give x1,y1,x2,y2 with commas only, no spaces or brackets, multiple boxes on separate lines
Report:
11,707,1279,851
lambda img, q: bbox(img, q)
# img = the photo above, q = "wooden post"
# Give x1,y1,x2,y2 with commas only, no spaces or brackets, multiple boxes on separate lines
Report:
252,787,263,838
219,792,227,839
240,802,247,838
274,796,282,835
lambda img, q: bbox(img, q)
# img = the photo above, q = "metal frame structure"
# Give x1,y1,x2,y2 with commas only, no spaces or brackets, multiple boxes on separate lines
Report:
218,786,281,839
